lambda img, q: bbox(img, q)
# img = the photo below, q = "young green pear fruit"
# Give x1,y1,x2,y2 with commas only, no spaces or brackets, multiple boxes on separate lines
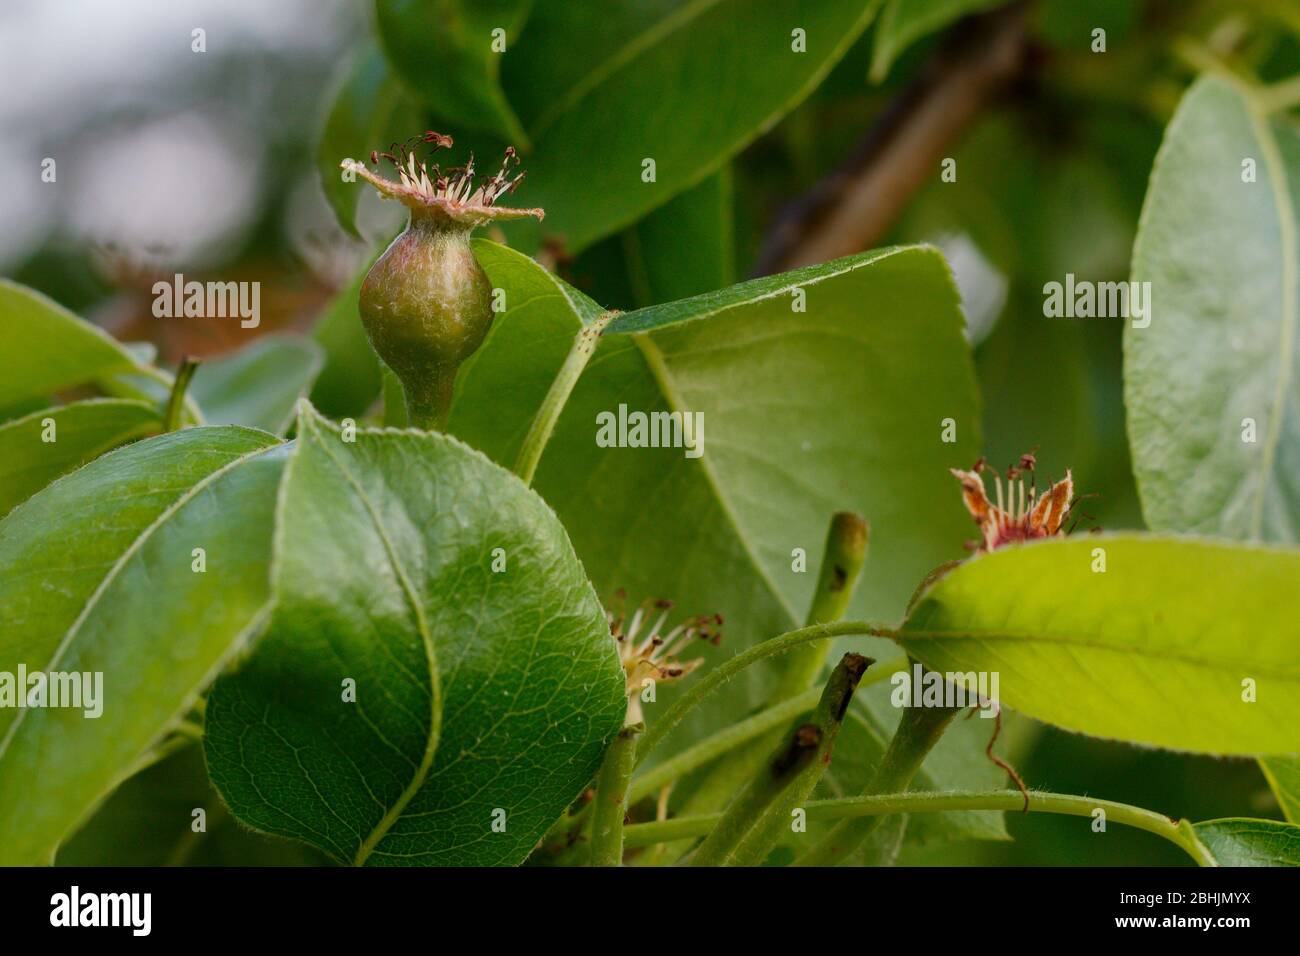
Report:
342,133,542,429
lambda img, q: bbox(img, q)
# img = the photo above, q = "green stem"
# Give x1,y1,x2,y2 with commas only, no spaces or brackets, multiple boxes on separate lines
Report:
633,620,894,770
120,733,194,782
403,366,456,431
513,311,615,485
1260,73,1300,113
589,723,642,867
163,357,200,432
795,687,960,866
628,655,909,805
802,513,869,641
633,688,821,807
624,790,1218,866
173,720,204,742
690,653,873,867
682,514,870,817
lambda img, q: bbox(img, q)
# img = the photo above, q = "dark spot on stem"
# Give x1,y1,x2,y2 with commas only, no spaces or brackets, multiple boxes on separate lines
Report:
834,653,873,720
771,723,822,777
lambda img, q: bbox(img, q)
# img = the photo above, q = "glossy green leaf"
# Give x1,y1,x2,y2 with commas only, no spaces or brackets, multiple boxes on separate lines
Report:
1126,76,1300,543
870,0,1004,82
901,535,1300,755
375,0,532,145
0,427,285,865
0,399,161,518
1034,0,1139,52
205,403,626,866
1127,74,1300,825
0,279,200,424
622,166,734,306
57,744,328,867
502,0,883,252
318,43,422,237
451,240,981,750
447,239,606,463
1194,818,1300,866
1260,757,1300,823
575,167,735,311
0,279,157,410
191,334,324,435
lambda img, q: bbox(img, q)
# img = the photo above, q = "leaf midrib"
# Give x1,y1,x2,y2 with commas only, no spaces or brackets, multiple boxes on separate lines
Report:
1244,95,1298,539
902,626,1300,679
608,245,908,335
302,415,444,867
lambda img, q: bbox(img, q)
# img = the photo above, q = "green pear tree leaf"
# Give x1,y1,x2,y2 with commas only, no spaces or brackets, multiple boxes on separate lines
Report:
375,0,532,145
1261,757,1300,823
56,744,328,867
625,166,734,306
0,399,161,518
500,0,884,251
901,535,1300,754
1126,74,1300,826
1126,76,1300,544
870,0,1004,82
310,258,385,420
318,43,423,237
575,167,735,310
1194,818,1300,866
0,279,202,424
0,426,285,865
0,280,161,412
450,240,982,753
191,334,324,435
204,403,625,866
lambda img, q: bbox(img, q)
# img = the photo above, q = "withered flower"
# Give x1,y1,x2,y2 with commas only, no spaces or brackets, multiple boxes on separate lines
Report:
608,592,721,725
951,452,1074,553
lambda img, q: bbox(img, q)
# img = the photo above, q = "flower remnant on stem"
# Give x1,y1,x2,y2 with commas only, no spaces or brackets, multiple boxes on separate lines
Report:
951,452,1074,553
609,591,721,726
341,132,543,228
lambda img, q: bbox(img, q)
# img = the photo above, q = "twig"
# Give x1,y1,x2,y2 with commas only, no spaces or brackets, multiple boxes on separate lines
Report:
753,4,1032,275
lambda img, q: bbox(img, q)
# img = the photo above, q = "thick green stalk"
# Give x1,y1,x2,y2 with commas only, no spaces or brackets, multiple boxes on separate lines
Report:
589,723,642,867
402,367,455,430
513,311,615,485
1261,72,1300,114
785,512,870,686
684,514,869,818
163,357,200,433
633,620,893,770
628,656,909,805
624,790,1219,866
795,681,960,866
690,653,872,867
630,687,820,805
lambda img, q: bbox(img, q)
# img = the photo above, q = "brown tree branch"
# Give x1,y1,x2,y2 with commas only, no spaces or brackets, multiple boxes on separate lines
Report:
753,4,1033,276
